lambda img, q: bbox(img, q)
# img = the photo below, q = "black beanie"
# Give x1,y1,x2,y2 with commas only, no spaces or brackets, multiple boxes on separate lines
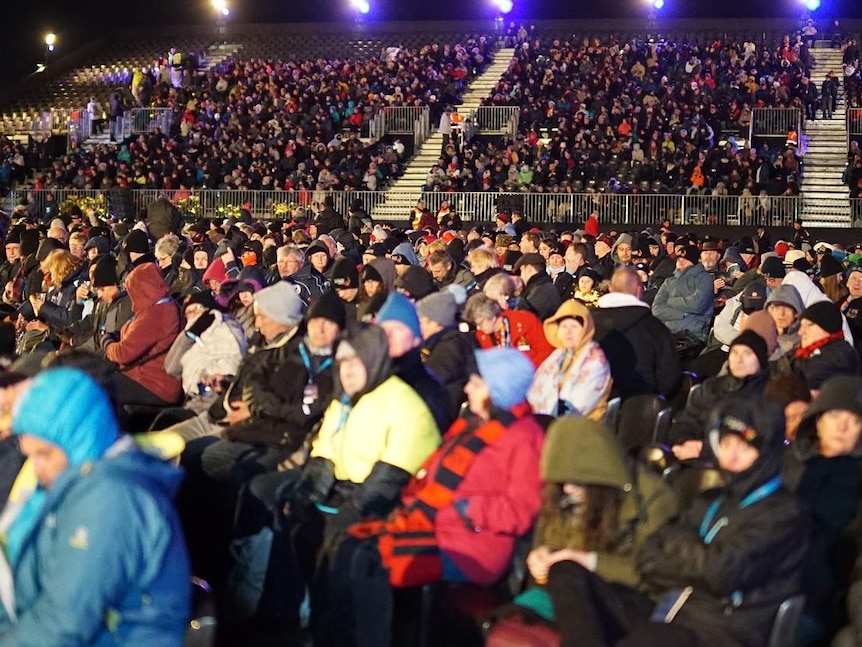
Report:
36,238,63,262
184,291,218,311
19,230,40,257
5,227,21,246
182,246,196,268
124,229,151,254
91,255,119,288
819,253,844,279
393,266,437,301
331,257,359,289
306,290,346,330
801,300,843,335
730,329,768,370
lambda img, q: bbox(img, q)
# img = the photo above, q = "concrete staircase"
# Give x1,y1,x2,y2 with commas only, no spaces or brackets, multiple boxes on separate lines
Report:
801,42,849,225
200,42,243,73
371,48,516,220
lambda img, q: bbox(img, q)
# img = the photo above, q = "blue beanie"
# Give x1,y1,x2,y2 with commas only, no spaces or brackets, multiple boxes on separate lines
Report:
13,367,119,465
475,347,535,411
376,292,421,338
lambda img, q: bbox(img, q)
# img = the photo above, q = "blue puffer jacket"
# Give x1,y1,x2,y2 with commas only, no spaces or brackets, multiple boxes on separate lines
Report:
651,262,715,340
0,443,190,647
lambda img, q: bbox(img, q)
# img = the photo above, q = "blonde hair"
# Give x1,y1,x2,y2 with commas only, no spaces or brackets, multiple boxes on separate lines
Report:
69,232,88,247
43,249,83,285
467,247,498,273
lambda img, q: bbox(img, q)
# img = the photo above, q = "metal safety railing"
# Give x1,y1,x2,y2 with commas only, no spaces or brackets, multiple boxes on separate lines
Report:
414,106,431,148
7,189,857,228
128,107,172,134
368,105,430,145
473,106,520,134
848,108,862,150
750,107,802,141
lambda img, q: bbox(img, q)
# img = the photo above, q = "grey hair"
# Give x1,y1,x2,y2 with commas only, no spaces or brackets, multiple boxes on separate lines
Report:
463,293,502,324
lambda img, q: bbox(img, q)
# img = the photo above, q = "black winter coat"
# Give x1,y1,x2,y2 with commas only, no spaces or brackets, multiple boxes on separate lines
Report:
669,371,770,446
593,304,681,399
638,485,808,647
393,348,457,434
552,270,576,301
315,208,345,234
421,327,477,414
221,330,335,454
792,340,860,391
518,272,561,321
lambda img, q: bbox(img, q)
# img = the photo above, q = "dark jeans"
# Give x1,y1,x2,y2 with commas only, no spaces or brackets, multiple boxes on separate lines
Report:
546,561,700,647
115,372,176,407
313,534,394,647
546,561,655,647
177,437,281,592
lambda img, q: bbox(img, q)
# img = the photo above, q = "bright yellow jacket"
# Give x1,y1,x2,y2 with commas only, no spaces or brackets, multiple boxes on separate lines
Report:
311,375,440,483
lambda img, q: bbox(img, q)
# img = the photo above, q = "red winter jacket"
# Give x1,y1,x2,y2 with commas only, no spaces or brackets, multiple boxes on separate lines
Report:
425,411,544,585
474,309,555,368
105,263,182,403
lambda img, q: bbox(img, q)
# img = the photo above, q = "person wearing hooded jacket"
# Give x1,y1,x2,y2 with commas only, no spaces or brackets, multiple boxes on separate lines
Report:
619,396,809,647
102,262,182,407
669,330,772,461
782,376,862,645
315,347,544,647
0,367,190,646
498,417,677,647
285,324,440,541
528,299,612,419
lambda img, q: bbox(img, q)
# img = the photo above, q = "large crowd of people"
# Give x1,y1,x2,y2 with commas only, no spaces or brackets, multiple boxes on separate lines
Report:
0,191,857,647
1,18,862,647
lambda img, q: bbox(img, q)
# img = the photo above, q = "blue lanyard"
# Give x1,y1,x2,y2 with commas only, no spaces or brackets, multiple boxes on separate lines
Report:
297,342,333,384
699,475,782,545
500,318,511,347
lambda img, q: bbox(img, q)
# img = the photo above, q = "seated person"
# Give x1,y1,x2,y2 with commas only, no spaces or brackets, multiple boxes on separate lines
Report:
0,367,190,644
612,396,809,647
528,299,612,419
792,301,860,394
101,262,182,408
784,376,862,645
670,330,771,461
500,417,676,645
315,347,543,647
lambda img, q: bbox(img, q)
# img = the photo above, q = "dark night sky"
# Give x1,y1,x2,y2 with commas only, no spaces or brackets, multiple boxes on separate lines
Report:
1,0,861,87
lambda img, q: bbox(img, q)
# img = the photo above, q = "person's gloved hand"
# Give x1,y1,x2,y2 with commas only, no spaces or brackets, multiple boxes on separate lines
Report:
282,487,317,525
100,332,119,351
186,311,216,338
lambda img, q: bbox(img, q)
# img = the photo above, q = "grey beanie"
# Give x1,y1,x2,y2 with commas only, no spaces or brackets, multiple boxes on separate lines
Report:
417,291,458,327
416,285,466,327
253,281,304,327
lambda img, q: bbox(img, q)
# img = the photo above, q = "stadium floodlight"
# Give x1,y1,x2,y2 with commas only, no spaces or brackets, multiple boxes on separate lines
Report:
212,0,230,17
45,33,56,52
653,0,664,9
350,0,371,14
494,0,514,13
804,0,820,10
